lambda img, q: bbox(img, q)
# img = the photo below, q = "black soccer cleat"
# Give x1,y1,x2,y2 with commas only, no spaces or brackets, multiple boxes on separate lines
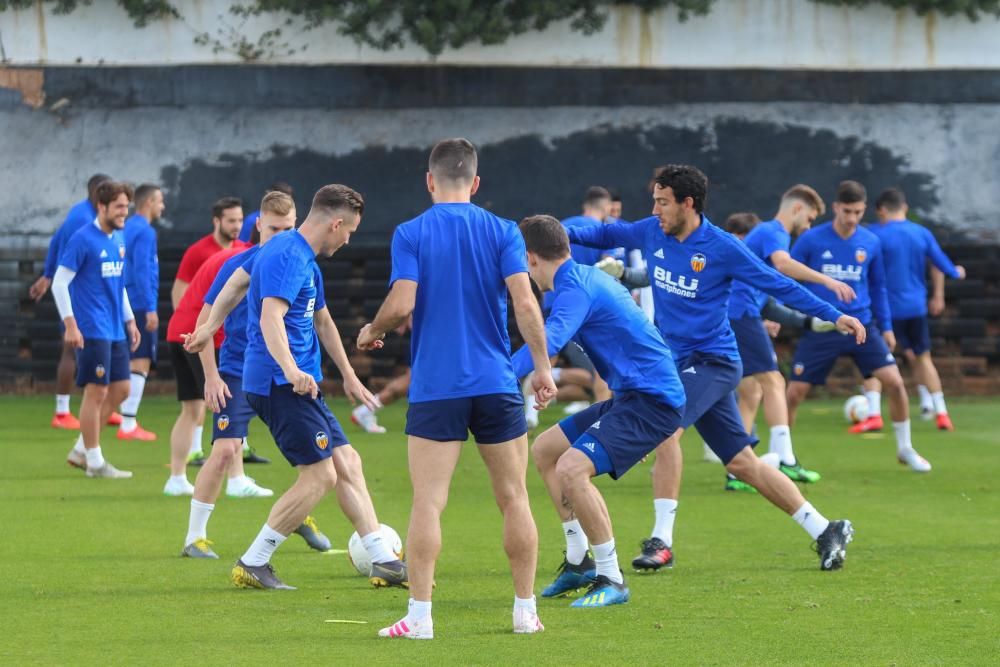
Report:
242,447,271,464
814,519,854,571
631,537,674,572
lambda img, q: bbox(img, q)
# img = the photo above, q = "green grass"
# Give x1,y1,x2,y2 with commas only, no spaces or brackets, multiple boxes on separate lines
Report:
1,395,997,665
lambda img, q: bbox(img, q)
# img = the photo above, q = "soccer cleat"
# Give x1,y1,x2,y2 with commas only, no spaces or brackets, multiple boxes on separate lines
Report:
187,451,206,467
724,476,758,494
813,519,854,571
226,477,274,498
52,412,80,430
570,575,631,607
780,461,822,484
541,555,597,597
163,477,195,496
513,607,545,634
294,515,332,552
936,413,954,431
230,560,296,590
181,539,219,559
106,412,123,426
369,559,409,588
919,404,934,421
67,449,87,470
631,538,674,572
379,616,433,640
351,405,387,434
897,447,932,472
86,461,133,479
849,415,883,434
242,447,271,464
117,424,157,441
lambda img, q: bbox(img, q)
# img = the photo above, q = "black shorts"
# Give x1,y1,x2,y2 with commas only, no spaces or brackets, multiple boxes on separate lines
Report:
170,342,207,402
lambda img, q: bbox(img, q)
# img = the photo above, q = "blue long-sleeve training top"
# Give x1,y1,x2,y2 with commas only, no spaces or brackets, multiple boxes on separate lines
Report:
123,214,159,313
43,199,96,279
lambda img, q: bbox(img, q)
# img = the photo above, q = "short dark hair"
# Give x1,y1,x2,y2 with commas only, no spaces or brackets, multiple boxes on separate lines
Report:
429,138,477,184
724,212,761,236
519,215,570,261
835,180,867,204
212,196,243,220
607,188,622,203
95,181,134,206
133,183,160,209
87,173,112,204
583,186,611,208
267,181,294,196
875,187,907,211
781,184,825,216
653,164,709,213
311,184,364,218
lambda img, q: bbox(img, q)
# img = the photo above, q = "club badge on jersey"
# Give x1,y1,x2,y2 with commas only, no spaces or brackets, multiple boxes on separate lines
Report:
690,253,707,272
855,247,867,264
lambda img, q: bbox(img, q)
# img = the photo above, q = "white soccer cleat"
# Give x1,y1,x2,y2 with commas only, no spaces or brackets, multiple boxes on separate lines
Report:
226,477,274,498
563,401,590,415
702,442,722,463
86,461,133,479
378,616,433,640
513,607,544,634
67,449,87,470
898,447,932,473
163,476,195,496
351,405,387,434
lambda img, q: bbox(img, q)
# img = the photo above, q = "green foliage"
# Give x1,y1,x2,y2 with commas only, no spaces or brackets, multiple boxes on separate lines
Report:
0,0,177,26
812,0,1000,21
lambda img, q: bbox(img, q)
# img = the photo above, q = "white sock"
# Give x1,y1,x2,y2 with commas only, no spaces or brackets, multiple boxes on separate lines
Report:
792,502,830,540
56,394,71,414
525,391,538,413
931,391,947,415
242,437,250,454
186,499,215,546
361,530,398,564
551,367,563,383
170,474,189,485
119,372,146,431
562,519,589,565
72,434,85,455
190,426,204,456
917,384,933,410
241,524,287,567
408,598,432,621
893,420,912,454
591,539,624,584
85,446,105,470
514,595,536,614
651,498,678,547
768,425,795,466
865,390,882,417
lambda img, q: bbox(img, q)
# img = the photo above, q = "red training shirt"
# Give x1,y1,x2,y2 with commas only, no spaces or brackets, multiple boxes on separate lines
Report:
166,247,246,347
176,234,250,284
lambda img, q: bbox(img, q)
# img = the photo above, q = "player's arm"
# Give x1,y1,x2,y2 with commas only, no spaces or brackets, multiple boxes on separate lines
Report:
183,267,250,352
314,306,379,411
565,218,648,251
170,279,189,309
194,303,231,412
122,288,140,352
768,250,856,303
924,229,965,281
260,296,317,397
359,279,415,350
507,272,556,408
135,227,160,331
928,267,946,317
511,286,589,378
868,244,895,349
594,256,651,289
32,228,63,301
51,265,83,349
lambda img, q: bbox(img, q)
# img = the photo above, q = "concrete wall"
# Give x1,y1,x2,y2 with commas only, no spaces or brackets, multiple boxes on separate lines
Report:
3,0,1000,68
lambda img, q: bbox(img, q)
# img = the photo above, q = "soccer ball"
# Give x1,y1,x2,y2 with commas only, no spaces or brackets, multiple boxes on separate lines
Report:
347,523,404,575
843,395,870,424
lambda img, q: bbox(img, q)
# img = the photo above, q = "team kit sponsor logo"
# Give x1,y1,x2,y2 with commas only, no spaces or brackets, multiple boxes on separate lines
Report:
820,247,867,282
652,265,699,299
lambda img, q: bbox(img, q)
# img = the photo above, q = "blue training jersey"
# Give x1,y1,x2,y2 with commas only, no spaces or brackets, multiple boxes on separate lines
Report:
561,215,606,267
238,210,260,244
869,220,961,320
566,215,843,363
511,260,685,408
728,219,791,319
58,222,127,341
123,214,159,313
44,199,96,279
391,202,527,402
243,231,325,395
791,222,892,331
206,245,260,377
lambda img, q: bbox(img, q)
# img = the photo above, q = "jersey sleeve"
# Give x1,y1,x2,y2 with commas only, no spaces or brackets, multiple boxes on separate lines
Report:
510,284,591,378
759,226,788,260
43,224,67,279
132,226,158,311
868,240,893,331
314,266,327,311
176,245,201,283
789,230,814,264
921,227,961,279
204,258,235,306
257,247,306,305
389,225,419,286
57,231,87,273
500,223,529,278
565,218,649,251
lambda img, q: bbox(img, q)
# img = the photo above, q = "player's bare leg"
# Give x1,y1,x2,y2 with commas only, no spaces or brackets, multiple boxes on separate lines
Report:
785,380,812,426
913,351,952,429
52,341,79,428
755,370,819,482
69,380,132,478
166,399,202,495
873,365,931,471
736,376,763,432
119,357,156,440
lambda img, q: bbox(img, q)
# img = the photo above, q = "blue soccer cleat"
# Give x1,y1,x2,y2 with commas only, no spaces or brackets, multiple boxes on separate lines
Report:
569,575,630,608
541,555,597,598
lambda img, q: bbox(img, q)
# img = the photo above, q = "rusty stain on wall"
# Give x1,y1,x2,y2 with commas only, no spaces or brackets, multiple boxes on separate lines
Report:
0,67,45,108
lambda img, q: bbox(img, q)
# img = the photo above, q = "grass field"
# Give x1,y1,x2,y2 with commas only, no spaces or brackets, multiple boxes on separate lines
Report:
1,394,997,665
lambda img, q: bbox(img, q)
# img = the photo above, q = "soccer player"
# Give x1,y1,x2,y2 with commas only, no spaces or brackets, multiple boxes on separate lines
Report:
170,197,250,465
118,183,164,441
562,186,614,267
566,165,862,573
785,181,933,472
357,138,556,639
227,184,407,591
31,173,112,429
55,181,140,479
515,215,686,607
868,187,965,431
238,181,294,244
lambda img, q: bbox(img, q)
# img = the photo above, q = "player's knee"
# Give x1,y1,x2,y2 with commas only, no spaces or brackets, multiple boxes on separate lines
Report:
724,447,755,478
554,451,590,490
530,430,562,471
332,445,364,484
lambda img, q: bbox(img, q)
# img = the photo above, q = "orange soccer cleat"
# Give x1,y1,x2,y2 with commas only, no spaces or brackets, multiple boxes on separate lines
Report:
117,424,158,441
849,415,883,434
106,412,123,426
936,413,954,431
51,412,81,430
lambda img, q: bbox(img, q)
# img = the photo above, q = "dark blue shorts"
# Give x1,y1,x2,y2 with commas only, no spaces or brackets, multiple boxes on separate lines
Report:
212,373,257,442
730,316,779,376
247,382,348,466
75,339,130,387
676,352,756,464
791,325,896,385
892,317,931,356
129,310,158,364
406,393,526,444
559,390,682,480
559,342,596,376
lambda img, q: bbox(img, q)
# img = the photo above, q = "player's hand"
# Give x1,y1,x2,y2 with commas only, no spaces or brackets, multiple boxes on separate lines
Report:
532,368,558,410
204,374,232,413
356,323,385,351
835,315,866,344
763,320,781,338
594,256,625,279
824,278,857,303
955,265,967,280
342,374,380,412
182,325,213,353
928,294,945,317
882,330,897,352
126,320,141,352
286,368,319,398
64,323,84,350
145,311,159,333
29,276,51,302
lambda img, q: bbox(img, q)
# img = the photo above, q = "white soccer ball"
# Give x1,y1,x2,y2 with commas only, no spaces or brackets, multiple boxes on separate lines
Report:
843,395,870,424
347,523,404,575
